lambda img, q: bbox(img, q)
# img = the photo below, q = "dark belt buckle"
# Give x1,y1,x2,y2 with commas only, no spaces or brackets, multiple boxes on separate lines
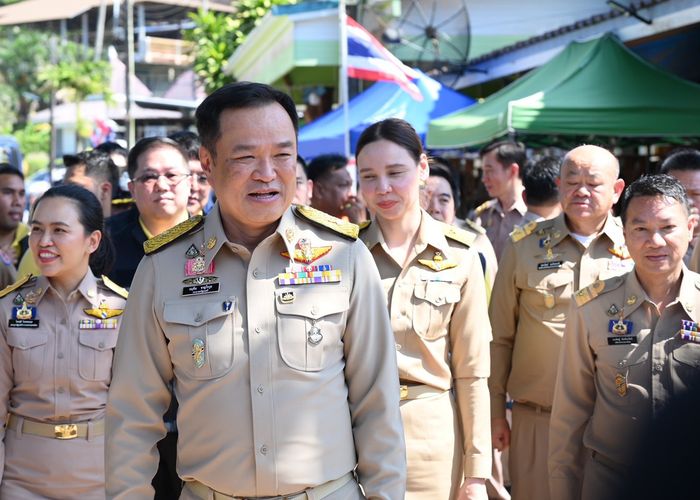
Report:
54,423,78,439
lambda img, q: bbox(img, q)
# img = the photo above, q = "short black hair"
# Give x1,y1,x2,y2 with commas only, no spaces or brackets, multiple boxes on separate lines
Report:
65,150,119,191
429,158,459,209
479,139,526,178
195,81,298,156
168,130,201,161
659,148,700,174
620,174,690,224
306,154,348,182
127,137,190,180
0,163,23,180
94,141,127,156
522,155,561,206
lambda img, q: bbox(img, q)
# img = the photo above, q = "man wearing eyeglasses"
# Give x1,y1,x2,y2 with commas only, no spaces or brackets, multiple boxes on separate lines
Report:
105,136,192,289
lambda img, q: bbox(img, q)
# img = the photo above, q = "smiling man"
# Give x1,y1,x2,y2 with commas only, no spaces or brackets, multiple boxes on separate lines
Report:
105,82,406,499
105,137,191,288
488,144,631,500
549,174,700,500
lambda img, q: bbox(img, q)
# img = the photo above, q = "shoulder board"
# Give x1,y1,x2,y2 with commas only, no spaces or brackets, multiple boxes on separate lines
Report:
143,215,204,255
462,218,485,235
293,205,358,241
574,276,623,307
474,200,493,216
510,220,538,243
442,223,476,247
100,275,129,299
0,274,35,298
112,197,134,206
358,220,371,231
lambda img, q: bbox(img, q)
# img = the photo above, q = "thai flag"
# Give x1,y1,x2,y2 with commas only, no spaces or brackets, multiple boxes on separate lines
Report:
346,16,423,101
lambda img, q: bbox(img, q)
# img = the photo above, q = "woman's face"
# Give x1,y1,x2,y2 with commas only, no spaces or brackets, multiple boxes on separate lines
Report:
357,139,428,222
29,197,100,280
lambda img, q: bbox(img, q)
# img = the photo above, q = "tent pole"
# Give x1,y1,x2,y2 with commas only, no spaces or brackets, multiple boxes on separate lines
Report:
338,0,351,159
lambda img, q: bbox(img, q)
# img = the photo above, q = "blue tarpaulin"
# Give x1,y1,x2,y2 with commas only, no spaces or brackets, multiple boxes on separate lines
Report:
298,71,474,160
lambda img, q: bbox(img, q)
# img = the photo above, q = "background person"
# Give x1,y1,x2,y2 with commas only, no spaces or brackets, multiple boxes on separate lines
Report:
0,164,27,270
308,153,367,223
357,118,491,499
169,130,213,216
293,155,313,205
0,184,126,499
549,174,699,500
521,155,562,222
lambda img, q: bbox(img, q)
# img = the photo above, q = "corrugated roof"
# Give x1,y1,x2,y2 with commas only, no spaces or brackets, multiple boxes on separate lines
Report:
0,0,235,26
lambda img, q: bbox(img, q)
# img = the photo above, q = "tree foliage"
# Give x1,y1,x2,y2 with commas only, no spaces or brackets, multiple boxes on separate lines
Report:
185,0,297,95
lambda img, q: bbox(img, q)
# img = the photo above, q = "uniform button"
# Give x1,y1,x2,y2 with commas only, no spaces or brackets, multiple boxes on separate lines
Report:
57,352,64,359
617,360,626,368
194,313,203,322
57,387,65,394
654,363,663,372
255,327,261,334
310,306,318,315
98,342,105,349
253,269,260,278
257,385,264,394
60,319,67,326
395,343,402,351
260,445,268,455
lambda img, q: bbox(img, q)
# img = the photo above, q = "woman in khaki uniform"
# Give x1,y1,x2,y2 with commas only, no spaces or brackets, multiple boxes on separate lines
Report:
0,184,126,499
356,118,492,499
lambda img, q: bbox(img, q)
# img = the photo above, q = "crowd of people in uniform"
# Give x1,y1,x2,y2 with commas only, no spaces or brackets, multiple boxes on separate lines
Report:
0,80,699,500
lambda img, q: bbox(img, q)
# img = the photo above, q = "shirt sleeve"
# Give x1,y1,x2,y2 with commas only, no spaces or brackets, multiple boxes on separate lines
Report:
343,241,407,499
450,249,492,479
488,239,520,419
105,256,173,499
548,300,596,500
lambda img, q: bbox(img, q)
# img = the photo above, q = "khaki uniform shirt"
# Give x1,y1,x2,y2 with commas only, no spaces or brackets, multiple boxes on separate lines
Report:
0,272,125,473
105,205,406,499
471,197,528,261
549,269,700,499
455,218,498,288
361,211,492,479
489,214,632,419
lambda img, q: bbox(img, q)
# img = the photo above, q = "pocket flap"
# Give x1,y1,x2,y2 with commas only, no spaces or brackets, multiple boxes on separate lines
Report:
414,281,461,306
164,298,235,326
6,330,48,350
597,345,648,367
78,331,118,351
673,342,700,367
275,289,349,318
527,270,574,289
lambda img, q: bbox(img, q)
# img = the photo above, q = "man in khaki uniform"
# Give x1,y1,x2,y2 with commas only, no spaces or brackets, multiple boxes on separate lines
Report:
549,174,700,500
489,145,630,500
105,82,406,499
470,140,528,261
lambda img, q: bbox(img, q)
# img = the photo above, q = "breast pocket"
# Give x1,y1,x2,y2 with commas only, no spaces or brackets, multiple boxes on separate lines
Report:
670,340,700,393
6,330,49,381
412,281,461,339
275,289,348,372
78,329,119,381
527,270,574,321
163,297,236,380
596,345,648,406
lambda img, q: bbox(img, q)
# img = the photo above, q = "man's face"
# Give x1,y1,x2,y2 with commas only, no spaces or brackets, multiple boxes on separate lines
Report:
199,103,297,238
558,147,624,226
424,175,456,224
0,173,25,232
481,150,514,200
624,195,692,280
187,159,212,215
128,145,191,223
311,167,353,217
668,169,700,236
293,161,312,205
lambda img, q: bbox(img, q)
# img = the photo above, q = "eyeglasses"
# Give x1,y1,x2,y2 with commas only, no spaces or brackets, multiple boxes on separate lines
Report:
133,171,190,188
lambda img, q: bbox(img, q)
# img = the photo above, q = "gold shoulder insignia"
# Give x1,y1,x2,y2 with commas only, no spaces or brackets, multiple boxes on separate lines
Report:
462,218,485,235
510,220,538,242
442,223,476,247
100,275,129,299
293,205,358,240
358,220,371,231
474,200,492,216
574,277,623,307
111,197,134,206
143,215,204,255
0,273,34,299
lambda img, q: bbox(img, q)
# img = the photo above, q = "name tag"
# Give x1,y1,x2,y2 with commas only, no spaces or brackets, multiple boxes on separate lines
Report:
607,336,637,345
537,261,563,270
182,283,221,296
8,319,39,328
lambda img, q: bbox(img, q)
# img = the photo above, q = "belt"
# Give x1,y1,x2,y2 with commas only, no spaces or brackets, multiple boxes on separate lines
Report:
513,400,552,413
399,383,447,401
187,472,353,500
591,450,626,473
7,414,104,440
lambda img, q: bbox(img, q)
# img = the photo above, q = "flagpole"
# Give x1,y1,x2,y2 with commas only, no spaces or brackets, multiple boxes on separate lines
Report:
338,0,350,159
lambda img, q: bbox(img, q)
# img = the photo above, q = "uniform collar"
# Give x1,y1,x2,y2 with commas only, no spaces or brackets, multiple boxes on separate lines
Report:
362,210,450,256
621,267,699,322
550,213,624,249
29,270,99,306
493,196,527,217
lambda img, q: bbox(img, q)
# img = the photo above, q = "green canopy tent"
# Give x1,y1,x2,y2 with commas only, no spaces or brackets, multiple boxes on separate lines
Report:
427,33,700,149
